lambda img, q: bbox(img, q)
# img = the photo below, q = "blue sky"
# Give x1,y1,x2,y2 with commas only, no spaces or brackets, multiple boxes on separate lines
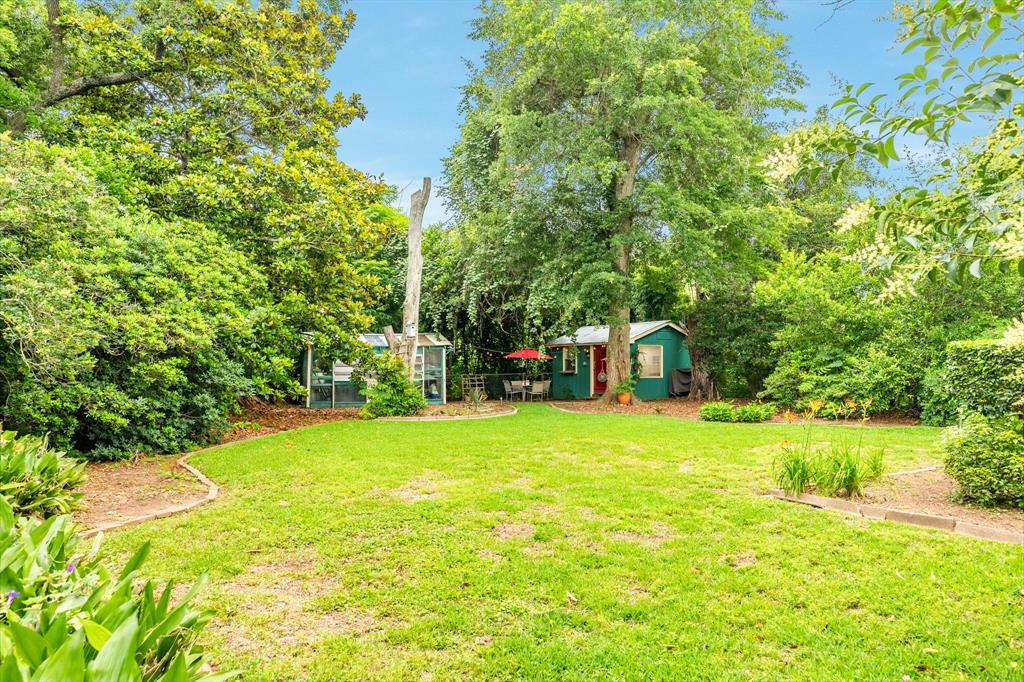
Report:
329,0,915,225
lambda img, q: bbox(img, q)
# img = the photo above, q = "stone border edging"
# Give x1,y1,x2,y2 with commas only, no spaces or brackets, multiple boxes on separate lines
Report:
378,405,518,422
80,449,220,538
769,489,1024,545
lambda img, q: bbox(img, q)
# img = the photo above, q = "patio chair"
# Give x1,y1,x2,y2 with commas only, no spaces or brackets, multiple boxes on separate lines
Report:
502,379,514,400
510,380,525,401
528,380,549,401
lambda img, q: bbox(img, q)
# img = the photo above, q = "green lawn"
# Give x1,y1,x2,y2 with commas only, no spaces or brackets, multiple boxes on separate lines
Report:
104,404,1023,681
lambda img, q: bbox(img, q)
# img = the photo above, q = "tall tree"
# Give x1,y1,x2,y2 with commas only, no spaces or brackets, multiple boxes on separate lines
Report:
444,0,800,400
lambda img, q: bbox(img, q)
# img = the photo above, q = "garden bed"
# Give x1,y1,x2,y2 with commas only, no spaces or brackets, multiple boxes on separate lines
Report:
550,398,919,425
863,467,1023,534
75,456,208,530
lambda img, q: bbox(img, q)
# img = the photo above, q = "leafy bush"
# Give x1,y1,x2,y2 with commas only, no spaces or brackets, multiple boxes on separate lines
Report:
941,329,1024,507
698,401,736,422
360,354,427,418
733,402,777,422
945,336,1024,421
943,414,1024,508
0,495,232,680
699,401,775,422
0,429,85,517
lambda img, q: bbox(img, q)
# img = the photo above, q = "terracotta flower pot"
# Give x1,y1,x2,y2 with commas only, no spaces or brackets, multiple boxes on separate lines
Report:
616,391,632,405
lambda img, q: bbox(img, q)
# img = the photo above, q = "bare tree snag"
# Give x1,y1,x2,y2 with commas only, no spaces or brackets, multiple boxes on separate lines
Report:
382,325,400,354
399,177,431,379
601,134,641,404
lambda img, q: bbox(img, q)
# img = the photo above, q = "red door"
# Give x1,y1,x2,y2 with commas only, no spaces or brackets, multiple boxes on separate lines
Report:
592,345,608,395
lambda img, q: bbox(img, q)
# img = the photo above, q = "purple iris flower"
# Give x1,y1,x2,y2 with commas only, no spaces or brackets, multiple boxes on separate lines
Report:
6,591,19,603
66,563,75,574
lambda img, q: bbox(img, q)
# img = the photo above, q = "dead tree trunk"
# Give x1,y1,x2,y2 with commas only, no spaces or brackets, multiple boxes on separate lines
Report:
601,135,641,404
400,177,430,379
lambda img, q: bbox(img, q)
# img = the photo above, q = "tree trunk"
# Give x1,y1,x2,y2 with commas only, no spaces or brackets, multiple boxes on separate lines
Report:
601,135,641,404
400,177,430,379
685,310,719,401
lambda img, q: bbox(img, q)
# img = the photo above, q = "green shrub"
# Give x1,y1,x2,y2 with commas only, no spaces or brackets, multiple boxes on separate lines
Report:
733,402,776,422
0,429,85,517
0,495,233,680
945,337,1024,420
943,414,1024,508
360,354,427,418
919,364,958,426
699,401,775,423
698,401,736,422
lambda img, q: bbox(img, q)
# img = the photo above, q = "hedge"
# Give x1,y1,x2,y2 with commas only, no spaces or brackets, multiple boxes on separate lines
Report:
944,337,1024,420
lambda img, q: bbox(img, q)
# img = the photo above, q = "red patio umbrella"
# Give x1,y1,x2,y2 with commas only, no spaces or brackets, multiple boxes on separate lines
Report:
503,348,552,360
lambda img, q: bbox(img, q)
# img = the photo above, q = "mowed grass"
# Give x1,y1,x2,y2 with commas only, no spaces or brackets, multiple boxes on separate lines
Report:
102,404,1023,681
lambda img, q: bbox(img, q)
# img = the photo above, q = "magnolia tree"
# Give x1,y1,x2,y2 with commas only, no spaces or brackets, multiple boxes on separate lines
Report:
765,0,1023,297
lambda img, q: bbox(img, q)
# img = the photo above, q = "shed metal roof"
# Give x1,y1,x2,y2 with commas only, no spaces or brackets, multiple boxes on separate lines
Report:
359,332,451,348
546,320,686,347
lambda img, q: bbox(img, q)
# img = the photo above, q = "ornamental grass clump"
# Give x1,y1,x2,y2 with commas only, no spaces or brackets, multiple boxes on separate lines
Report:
773,402,885,498
0,428,85,517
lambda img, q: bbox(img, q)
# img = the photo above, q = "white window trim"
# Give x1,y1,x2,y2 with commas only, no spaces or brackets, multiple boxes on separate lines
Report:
637,344,663,379
562,349,578,374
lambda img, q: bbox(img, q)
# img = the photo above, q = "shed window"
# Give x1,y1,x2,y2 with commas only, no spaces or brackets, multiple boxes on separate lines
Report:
637,344,663,378
562,349,577,374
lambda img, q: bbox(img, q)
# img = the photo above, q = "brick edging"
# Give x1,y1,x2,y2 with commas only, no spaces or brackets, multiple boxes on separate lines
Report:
80,450,220,538
378,405,518,422
769,490,1024,545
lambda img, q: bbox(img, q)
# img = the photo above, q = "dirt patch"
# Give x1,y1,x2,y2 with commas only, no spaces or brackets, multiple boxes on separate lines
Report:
408,403,516,419
390,476,446,503
610,521,674,548
550,399,919,426
493,521,535,540
212,555,388,656
726,551,758,568
220,401,360,444
75,457,207,529
862,468,1024,534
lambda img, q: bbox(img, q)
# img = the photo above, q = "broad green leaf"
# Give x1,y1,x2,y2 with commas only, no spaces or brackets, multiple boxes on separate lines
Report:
30,631,84,682
86,616,139,682
80,621,111,652
7,623,45,670
0,655,24,682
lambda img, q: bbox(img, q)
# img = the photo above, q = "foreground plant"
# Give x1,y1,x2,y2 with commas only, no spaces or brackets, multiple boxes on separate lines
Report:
0,497,232,681
773,405,885,497
0,429,85,517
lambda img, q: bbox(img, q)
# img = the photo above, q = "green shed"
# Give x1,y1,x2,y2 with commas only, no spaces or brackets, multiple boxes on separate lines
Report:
546,320,691,400
300,332,450,408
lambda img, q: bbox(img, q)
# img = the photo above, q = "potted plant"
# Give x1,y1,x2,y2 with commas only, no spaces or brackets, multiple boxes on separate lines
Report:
613,376,637,405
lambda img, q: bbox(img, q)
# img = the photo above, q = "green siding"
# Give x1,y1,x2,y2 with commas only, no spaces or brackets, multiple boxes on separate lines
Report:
549,325,690,400
551,347,591,400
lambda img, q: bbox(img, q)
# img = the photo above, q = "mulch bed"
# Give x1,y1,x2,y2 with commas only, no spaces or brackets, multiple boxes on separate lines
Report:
75,456,208,530
550,398,919,426
863,468,1024,534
